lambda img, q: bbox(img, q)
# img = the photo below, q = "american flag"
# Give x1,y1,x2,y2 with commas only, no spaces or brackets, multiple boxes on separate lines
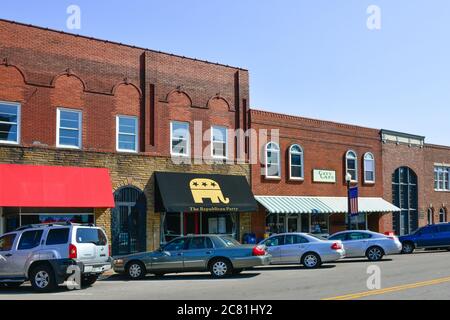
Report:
349,187,359,216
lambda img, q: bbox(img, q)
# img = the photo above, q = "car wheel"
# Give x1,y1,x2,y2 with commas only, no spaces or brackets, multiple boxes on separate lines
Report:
30,265,57,293
301,252,322,269
81,275,98,287
209,258,233,278
402,242,415,254
126,261,146,280
366,246,384,261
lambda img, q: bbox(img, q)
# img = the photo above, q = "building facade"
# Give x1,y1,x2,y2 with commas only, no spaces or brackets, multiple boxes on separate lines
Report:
0,19,448,254
250,110,397,240
0,19,255,255
381,130,450,236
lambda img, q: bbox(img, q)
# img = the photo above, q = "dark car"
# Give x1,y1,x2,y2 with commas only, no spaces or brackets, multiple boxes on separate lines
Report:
113,235,271,279
399,223,450,254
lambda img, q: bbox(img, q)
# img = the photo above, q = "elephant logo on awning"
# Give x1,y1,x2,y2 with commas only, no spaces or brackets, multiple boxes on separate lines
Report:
190,179,230,204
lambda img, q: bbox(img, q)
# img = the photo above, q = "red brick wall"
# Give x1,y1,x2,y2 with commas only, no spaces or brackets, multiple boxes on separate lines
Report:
381,142,425,230
424,144,450,222
0,19,248,157
250,109,383,198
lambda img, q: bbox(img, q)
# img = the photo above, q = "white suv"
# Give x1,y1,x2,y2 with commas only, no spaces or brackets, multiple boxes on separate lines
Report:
0,223,111,292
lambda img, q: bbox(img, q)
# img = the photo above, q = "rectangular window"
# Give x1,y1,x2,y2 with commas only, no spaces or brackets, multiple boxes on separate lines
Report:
46,228,70,246
116,116,138,152
170,121,190,156
435,166,450,191
0,102,20,144
18,230,43,250
211,126,228,159
57,108,82,149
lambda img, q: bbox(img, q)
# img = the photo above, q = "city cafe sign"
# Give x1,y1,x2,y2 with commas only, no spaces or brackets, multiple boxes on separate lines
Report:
313,169,336,183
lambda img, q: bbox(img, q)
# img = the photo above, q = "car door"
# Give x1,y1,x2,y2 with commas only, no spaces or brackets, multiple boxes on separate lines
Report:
150,237,187,272
415,226,438,247
183,237,214,271
10,229,44,277
343,232,368,257
434,224,450,247
0,233,18,277
280,234,309,264
262,235,285,264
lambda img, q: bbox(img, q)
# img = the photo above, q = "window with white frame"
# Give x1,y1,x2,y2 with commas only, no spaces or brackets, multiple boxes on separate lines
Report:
289,144,304,180
116,116,138,152
57,108,82,149
364,152,375,183
439,207,447,223
434,166,449,191
170,121,190,156
265,142,280,178
211,126,228,159
0,102,20,144
346,150,358,182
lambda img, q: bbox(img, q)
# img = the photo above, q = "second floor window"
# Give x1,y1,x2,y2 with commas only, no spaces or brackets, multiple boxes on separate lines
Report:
265,142,280,178
170,121,190,156
57,108,82,149
117,116,138,152
346,150,358,182
364,152,375,183
289,144,304,180
211,126,228,159
0,101,20,145
434,166,449,191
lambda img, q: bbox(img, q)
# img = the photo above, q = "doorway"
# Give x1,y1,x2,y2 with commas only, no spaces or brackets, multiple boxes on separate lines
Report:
111,186,147,256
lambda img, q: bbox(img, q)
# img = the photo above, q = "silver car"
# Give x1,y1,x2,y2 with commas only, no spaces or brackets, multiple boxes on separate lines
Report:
0,223,111,292
259,233,345,269
328,230,402,261
113,235,271,279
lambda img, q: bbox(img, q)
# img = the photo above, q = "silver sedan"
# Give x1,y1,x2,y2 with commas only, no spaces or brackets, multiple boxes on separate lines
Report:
328,230,402,261
113,235,271,279
258,233,345,269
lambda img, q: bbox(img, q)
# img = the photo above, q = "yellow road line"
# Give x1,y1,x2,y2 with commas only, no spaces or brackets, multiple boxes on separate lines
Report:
323,276,450,300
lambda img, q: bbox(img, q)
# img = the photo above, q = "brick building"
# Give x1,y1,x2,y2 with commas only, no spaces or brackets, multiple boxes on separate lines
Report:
0,19,255,255
250,110,398,240
381,131,450,236
0,19,448,254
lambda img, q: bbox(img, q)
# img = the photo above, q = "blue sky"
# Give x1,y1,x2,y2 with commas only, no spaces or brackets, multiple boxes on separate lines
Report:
2,1,449,145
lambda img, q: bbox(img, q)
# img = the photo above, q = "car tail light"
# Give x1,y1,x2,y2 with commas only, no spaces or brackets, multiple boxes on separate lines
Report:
331,242,342,250
252,246,266,256
109,245,112,257
69,244,78,259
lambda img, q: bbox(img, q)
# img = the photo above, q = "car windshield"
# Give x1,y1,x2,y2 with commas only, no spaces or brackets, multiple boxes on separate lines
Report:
219,236,240,247
76,228,107,246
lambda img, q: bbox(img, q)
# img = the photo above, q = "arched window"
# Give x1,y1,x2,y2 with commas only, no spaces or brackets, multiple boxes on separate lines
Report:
289,144,304,180
439,207,447,223
345,150,358,182
265,142,280,178
427,208,434,225
363,152,375,183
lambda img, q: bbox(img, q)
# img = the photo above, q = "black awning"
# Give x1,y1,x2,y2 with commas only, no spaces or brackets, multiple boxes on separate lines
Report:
155,172,257,213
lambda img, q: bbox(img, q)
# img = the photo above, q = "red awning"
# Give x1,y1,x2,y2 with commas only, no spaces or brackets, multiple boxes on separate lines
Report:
0,164,115,208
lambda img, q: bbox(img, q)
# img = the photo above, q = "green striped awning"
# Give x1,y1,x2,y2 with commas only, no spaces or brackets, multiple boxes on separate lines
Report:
255,196,400,214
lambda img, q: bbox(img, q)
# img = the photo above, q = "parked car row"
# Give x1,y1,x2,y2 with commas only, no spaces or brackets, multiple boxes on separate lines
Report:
1,222,450,292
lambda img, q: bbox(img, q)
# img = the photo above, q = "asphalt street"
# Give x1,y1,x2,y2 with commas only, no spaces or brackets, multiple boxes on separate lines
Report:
1,250,450,300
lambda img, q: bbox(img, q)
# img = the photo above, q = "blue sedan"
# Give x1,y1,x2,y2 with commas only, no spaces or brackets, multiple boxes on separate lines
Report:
399,223,450,254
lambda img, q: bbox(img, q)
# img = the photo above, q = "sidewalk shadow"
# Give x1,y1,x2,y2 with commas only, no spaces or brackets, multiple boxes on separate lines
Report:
0,284,70,295
254,265,336,271
102,272,260,282
334,258,393,264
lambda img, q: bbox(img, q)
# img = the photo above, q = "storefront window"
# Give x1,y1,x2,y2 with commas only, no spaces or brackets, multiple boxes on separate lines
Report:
162,212,238,244
311,213,328,235
346,213,368,230
5,213,94,233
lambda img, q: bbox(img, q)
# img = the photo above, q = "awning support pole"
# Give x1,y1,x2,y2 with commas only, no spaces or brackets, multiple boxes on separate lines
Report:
19,207,22,227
